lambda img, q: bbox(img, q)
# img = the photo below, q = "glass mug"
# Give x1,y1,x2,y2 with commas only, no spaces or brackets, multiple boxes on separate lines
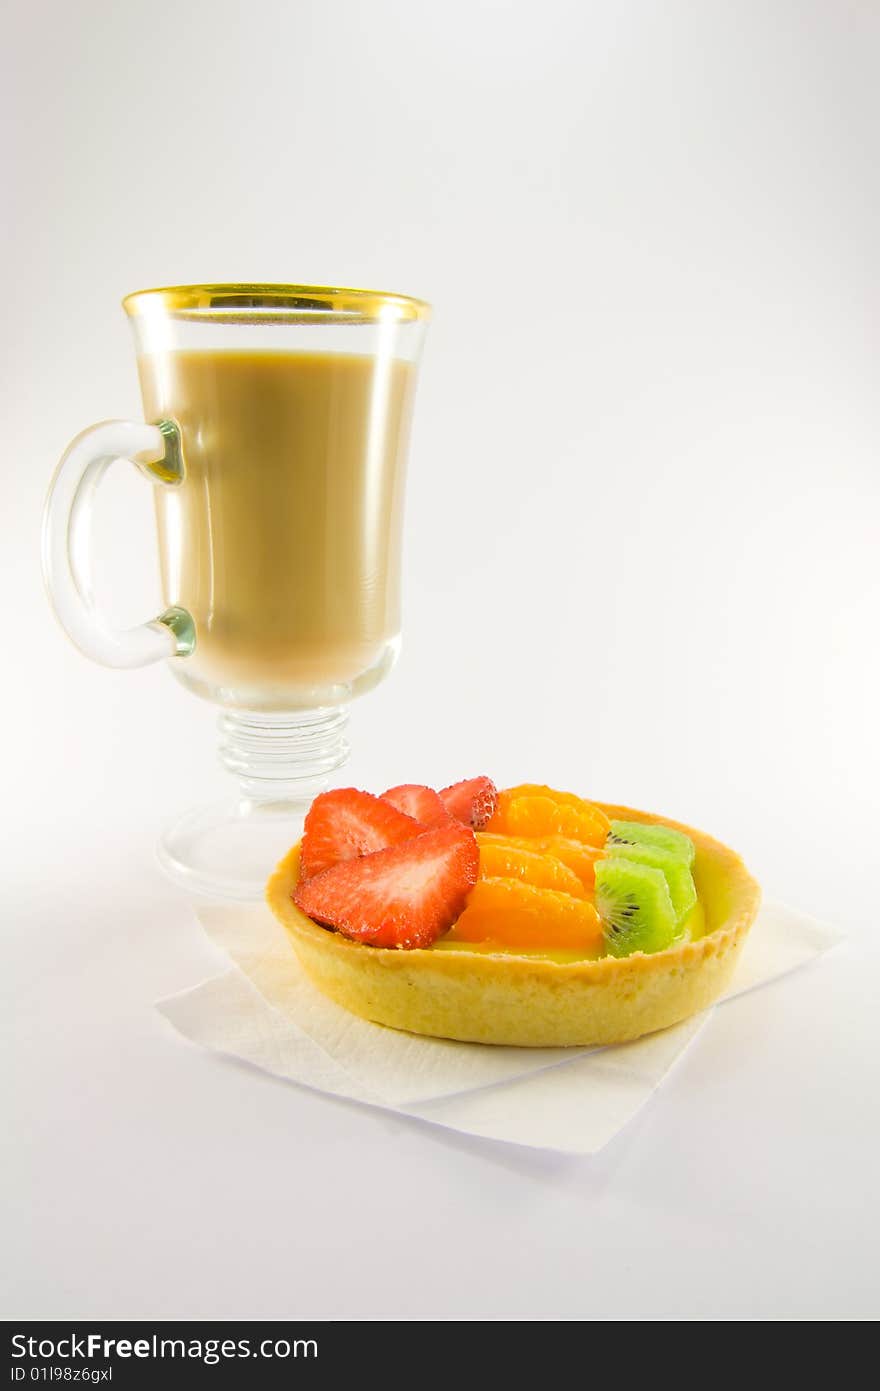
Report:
42,283,430,898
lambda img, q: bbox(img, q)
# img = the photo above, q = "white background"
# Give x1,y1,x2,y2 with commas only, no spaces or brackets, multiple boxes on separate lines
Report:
3,0,879,1320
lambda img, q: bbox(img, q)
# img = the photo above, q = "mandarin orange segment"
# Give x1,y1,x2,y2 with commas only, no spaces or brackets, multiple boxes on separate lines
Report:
477,841,585,897
448,878,603,952
477,832,604,889
488,793,610,846
499,783,600,808
531,835,604,888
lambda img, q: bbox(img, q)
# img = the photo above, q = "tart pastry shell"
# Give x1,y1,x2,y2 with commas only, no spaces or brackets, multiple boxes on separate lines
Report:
265,804,761,1047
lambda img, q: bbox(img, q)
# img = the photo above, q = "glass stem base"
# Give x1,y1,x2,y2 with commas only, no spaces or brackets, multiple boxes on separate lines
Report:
157,707,351,900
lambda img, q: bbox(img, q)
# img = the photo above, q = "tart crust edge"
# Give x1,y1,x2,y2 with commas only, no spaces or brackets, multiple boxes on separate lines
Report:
265,802,761,1047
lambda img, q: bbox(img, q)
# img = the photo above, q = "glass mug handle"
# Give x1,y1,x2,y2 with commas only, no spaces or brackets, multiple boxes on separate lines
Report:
42,418,195,668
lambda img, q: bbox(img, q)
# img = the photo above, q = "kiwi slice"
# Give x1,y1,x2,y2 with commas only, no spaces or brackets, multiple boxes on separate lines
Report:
607,819,695,867
595,857,678,957
608,841,696,925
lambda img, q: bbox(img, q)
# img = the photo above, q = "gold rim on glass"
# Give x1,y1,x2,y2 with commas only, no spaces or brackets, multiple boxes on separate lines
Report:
122,282,431,324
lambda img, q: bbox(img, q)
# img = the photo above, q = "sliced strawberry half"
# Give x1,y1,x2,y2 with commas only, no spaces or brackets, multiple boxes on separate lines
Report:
439,776,499,830
294,823,479,949
299,788,421,881
381,783,453,827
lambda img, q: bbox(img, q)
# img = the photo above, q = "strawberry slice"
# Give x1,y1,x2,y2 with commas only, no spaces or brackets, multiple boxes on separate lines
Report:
381,783,452,827
439,776,498,830
294,823,479,949
299,788,421,881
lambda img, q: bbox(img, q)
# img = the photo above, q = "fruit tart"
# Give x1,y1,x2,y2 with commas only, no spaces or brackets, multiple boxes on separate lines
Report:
266,779,760,1047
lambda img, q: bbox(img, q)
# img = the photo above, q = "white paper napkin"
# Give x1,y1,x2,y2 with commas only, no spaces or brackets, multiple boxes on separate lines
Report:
157,900,842,1154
